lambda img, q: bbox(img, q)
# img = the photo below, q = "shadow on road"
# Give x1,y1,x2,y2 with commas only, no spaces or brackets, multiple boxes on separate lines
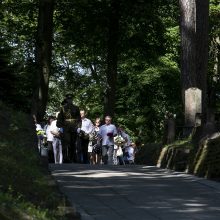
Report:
50,164,220,220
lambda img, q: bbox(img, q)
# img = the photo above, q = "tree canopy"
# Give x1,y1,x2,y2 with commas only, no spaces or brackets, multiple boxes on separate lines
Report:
0,0,219,142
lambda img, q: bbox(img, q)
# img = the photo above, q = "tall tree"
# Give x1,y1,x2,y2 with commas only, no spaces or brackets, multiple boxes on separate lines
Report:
32,0,54,121
196,0,209,123
104,0,120,117
179,0,209,131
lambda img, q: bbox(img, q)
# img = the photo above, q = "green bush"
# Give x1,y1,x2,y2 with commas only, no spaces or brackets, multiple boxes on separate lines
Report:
0,102,70,220
135,143,163,165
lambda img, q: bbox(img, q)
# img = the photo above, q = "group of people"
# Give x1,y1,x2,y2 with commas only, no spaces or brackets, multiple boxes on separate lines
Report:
35,94,137,165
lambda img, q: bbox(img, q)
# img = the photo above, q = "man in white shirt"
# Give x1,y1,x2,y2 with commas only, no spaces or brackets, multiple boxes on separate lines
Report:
98,116,117,165
80,110,94,164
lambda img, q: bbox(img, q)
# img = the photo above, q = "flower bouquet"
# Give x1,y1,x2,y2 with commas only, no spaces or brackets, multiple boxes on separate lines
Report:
89,130,98,142
79,130,89,140
114,135,125,146
107,132,113,137
36,130,46,140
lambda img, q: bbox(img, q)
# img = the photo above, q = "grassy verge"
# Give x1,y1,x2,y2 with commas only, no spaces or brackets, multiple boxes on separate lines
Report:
0,102,76,220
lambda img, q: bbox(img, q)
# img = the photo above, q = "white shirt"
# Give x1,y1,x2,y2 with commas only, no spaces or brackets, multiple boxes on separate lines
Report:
36,124,43,131
125,146,134,161
81,118,94,134
45,124,54,142
50,120,59,134
95,127,100,132
98,124,117,146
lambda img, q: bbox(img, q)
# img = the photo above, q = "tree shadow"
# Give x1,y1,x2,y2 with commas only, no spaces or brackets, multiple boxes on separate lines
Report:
50,164,220,220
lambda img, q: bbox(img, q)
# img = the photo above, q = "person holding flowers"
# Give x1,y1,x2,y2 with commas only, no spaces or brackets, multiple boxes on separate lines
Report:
113,132,125,165
98,116,117,165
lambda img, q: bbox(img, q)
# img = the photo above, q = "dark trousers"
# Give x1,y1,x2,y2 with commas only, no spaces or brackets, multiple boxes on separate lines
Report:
102,145,114,165
63,131,77,163
47,141,54,163
80,138,89,164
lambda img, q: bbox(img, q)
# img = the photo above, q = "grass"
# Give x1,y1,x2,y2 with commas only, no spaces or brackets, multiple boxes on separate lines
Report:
0,102,74,220
164,137,193,149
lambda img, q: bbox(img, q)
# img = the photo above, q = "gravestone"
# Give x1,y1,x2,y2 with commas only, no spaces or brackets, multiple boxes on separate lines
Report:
185,87,202,127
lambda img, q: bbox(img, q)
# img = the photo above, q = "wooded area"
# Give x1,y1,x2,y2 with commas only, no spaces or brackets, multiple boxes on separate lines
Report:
0,0,219,142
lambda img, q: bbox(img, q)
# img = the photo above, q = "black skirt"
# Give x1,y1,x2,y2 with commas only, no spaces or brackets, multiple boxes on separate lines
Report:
92,144,102,155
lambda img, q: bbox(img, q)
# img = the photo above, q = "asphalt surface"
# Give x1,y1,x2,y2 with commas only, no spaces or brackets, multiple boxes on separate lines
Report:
50,164,220,220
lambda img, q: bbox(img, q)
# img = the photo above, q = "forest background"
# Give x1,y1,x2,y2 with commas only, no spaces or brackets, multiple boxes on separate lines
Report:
0,0,219,143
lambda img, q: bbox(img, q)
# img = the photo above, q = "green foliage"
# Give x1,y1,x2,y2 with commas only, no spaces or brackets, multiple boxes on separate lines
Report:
135,143,163,165
1,0,216,143
207,0,220,113
210,0,220,38
0,39,14,101
115,55,181,141
0,38,35,112
0,102,69,219
0,191,52,220
0,1,38,112
0,0,182,140
46,0,182,143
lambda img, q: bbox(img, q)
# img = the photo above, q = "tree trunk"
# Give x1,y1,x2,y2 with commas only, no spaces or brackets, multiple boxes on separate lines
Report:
195,0,209,123
32,0,54,122
104,0,120,118
179,0,209,133
180,0,196,94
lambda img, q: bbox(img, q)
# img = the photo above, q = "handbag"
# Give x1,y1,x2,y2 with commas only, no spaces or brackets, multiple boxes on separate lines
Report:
116,146,123,157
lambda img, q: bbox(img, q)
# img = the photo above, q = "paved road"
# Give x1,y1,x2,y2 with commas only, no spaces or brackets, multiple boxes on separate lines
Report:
50,164,220,220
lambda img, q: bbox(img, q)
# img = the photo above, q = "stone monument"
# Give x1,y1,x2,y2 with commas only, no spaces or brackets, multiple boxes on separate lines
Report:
184,87,202,133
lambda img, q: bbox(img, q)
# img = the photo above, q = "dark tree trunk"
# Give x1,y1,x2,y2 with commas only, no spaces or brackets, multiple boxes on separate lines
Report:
32,0,54,122
179,0,209,131
180,0,196,94
104,0,120,118
195,0,209,123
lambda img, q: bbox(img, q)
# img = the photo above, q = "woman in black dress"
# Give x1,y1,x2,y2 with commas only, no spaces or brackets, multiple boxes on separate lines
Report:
90,118,102,164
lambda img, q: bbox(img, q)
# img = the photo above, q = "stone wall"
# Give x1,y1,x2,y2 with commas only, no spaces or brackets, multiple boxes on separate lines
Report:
190,134,220,179
157,141,191,172
157,133,220,180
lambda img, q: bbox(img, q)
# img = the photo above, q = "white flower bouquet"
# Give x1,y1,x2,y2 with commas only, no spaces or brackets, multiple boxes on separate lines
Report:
114,135,125,146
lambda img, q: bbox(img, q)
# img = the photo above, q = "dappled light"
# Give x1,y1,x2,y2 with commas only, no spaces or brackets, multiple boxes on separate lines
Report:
51,164,220,219
0,0,219,219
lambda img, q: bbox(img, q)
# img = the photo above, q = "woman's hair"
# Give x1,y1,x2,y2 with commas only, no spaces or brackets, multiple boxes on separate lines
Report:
95,117,101,122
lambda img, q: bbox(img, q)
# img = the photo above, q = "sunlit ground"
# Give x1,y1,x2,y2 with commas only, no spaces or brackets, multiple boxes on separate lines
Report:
50,164,220,220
